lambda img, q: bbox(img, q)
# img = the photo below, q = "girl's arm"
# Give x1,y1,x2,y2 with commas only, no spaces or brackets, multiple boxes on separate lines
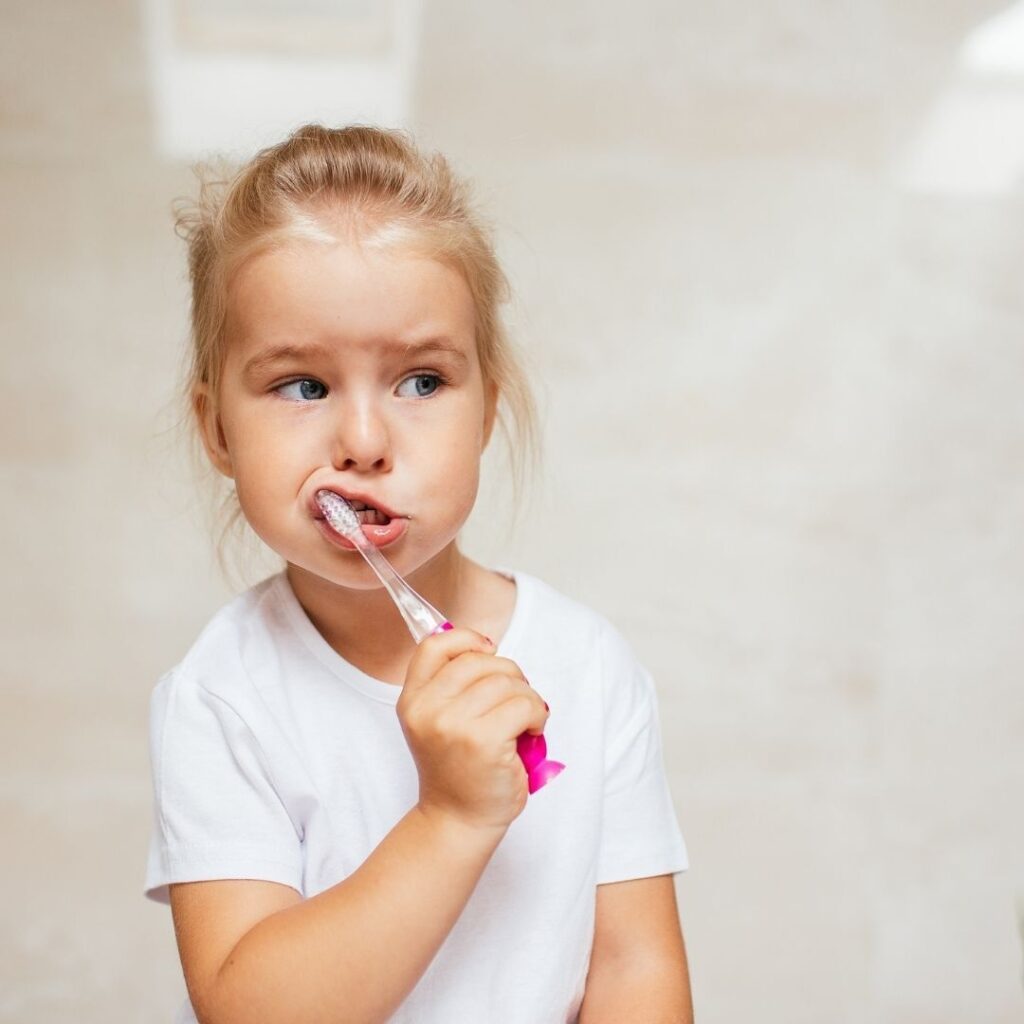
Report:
176,804,506,1024
578,875,694,1023
175,626,546,1024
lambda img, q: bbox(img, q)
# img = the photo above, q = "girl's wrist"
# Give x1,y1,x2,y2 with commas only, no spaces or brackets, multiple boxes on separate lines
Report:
413,800,509,848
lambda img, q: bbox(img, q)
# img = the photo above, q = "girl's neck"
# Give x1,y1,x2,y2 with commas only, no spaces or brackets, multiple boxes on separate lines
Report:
285,544,513,685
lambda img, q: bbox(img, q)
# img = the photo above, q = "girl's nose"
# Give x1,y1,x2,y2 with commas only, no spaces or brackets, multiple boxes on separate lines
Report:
329,397,392,472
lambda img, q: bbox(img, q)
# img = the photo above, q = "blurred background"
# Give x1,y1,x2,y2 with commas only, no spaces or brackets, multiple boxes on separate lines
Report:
2,0,1023,1020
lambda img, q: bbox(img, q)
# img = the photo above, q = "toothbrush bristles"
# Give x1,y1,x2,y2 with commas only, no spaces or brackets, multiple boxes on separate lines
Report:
316,490,362,538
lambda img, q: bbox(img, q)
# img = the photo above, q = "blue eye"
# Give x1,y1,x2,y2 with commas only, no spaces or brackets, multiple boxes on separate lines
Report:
397,373,445,398
273,373,447,403
276,379,327,402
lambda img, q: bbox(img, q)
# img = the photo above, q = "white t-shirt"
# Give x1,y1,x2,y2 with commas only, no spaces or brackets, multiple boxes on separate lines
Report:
144,567,688,1023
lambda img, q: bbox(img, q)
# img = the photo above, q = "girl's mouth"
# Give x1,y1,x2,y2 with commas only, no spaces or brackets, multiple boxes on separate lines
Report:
315,512,409,550
336,500,392,526
308,488,405,524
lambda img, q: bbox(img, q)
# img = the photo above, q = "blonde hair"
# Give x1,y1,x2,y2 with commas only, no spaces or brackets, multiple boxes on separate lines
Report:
170,123,542,584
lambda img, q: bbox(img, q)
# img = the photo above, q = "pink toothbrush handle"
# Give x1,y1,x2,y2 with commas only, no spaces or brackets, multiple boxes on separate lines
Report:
431,622,565,794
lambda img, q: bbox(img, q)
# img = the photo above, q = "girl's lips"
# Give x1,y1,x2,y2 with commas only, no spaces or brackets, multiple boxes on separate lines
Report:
315,513,409,550
310,488,405,522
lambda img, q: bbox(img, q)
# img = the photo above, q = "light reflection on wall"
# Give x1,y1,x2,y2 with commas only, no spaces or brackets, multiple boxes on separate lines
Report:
141,0,422,161
895,1,1024,195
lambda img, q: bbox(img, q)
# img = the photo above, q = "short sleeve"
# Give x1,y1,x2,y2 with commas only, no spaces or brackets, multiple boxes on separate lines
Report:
143,669,304,905
596,627,689,885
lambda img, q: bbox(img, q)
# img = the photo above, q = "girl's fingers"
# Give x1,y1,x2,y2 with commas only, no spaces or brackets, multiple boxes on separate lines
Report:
403,628,493,697
481,694,550,743
431,654,527,702
455,673,540,722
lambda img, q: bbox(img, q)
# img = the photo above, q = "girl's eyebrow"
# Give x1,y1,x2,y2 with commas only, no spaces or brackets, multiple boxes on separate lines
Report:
242,337,469,380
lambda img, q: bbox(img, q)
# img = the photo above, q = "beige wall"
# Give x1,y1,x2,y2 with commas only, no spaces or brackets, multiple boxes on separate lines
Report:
2,1,1022,1020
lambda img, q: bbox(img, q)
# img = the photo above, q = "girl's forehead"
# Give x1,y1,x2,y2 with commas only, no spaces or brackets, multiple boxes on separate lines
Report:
235,238,468,294
227,241,478,349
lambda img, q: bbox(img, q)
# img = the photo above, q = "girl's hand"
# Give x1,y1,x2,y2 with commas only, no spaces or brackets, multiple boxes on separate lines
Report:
397,627,550,834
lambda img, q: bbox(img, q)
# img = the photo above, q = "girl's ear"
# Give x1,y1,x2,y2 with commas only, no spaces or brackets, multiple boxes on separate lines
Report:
481,378,499,451
192,383,235,478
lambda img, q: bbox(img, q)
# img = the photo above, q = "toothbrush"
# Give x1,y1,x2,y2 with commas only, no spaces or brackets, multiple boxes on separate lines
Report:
315,489,565,794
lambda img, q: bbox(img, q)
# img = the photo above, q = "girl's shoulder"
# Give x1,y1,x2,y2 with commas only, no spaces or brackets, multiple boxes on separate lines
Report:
155,573,287,700
504,569,657,728
501,567,642,668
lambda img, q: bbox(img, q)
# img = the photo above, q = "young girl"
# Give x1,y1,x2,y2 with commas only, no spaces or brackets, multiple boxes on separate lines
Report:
144,123,692,1024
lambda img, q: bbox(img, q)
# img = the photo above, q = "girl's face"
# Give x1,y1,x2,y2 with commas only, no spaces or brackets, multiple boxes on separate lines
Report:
195,239,496,588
